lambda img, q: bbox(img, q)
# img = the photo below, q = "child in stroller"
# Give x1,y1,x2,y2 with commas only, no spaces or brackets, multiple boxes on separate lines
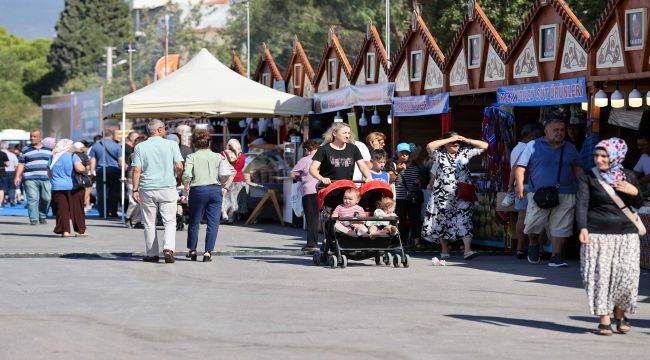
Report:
332,188,369,236
314,180,410,269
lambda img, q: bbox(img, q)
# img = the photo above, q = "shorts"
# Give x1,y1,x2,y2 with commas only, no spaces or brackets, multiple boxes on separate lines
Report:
524,193,575,238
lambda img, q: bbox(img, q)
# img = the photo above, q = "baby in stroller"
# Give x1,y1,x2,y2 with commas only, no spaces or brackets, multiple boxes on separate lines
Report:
366,197,398,237
332,188,368,236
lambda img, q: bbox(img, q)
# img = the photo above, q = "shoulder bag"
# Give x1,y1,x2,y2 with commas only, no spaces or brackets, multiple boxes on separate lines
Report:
532,144,564,209
591,167,646,236
72,155,93,188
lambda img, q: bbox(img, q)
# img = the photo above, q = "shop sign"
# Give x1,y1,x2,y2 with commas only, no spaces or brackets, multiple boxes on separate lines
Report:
314,82,395,113
496,77,587,107
392,92,449,116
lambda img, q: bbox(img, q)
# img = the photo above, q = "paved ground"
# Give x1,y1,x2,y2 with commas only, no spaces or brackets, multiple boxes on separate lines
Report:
1,215,649,359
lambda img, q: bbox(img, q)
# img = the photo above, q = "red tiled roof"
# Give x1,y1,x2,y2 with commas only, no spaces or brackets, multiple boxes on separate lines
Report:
351,22,391,82
507,0,590,61
253,43,284,81
389,11,445,78
283,36,315,83
230,49,246,77
314,27,353,84
445,1,507,66
590,0,621,50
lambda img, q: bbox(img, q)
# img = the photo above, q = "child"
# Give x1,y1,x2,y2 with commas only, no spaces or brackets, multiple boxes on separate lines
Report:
367,197,398,237
333,188,368,236
369,149,390,183
394,143,424,248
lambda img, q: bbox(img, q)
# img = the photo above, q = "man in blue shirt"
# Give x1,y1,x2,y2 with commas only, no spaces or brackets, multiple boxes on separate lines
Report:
89,129,123,218
515,118,583,267
14,130,53,225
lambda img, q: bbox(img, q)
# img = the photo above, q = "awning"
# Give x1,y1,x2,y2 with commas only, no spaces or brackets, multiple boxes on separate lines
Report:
313,83,395,113
392,92,449,116
496,76,587,107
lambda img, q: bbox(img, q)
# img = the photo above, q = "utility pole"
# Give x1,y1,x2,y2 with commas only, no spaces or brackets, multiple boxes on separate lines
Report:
127,42,136,91
246,0,250,78
164,13,170,77
105,46,114,83
386,0,390,61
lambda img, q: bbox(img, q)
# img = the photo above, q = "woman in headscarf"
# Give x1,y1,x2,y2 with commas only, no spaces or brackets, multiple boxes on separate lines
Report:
49,139,87,237
577,138,644,336
220,138,247,223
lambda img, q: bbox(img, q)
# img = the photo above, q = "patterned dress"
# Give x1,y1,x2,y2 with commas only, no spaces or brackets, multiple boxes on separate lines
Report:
421,147,484,243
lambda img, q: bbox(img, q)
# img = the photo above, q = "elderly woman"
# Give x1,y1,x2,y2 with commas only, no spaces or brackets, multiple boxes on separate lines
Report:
221,138,247,223
577,138,644,336
183,130,234,262
309,123,372,184
291,139,320,252
421,131,488,260
49,139,87,237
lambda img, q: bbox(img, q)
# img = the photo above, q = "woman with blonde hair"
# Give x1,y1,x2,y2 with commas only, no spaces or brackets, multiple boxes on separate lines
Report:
309,123,372,184
221,138,247,223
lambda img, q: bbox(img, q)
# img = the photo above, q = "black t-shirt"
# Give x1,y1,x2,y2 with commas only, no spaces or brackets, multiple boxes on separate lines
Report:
0,150,8,172
312,143,363,181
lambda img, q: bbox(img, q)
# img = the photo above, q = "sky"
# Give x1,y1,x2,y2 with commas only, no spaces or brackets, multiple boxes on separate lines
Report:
0,0,64,39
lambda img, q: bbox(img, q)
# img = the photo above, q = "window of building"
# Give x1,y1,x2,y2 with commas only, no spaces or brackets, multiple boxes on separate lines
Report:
261,73,271,87
366,52,376,81
410,51,423,81
294,64,302,89
328,58,337,85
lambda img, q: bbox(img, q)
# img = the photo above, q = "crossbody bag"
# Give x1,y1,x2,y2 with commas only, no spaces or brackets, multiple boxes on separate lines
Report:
532,144,564,209
591,167,646,236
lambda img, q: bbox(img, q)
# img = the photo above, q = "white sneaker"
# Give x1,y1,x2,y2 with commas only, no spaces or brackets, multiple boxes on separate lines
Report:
501,192,515,207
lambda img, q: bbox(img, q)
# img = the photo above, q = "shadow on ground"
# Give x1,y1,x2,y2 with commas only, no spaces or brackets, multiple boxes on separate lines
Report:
446,314,590,334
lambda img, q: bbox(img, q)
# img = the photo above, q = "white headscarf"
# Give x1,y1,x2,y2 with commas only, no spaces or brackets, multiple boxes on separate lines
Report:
50,139,73,169
227,138,243,157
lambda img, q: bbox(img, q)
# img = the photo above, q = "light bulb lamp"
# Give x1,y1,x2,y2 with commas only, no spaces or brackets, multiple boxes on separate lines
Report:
387,111,393,124
371,108,381,125
334,112,343,122
628,88,642,108
594,87,608,108
359,108,368,126
610,84,625,109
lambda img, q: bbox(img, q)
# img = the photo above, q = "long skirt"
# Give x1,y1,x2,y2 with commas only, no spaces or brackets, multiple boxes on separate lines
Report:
421,186,474,243
222,181,248,219
580,233,640,316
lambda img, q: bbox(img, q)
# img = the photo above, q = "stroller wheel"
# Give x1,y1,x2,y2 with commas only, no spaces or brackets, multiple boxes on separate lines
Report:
402,254,411,268
382,253,392,266
340,254,348,269
312,252,321,266
328,254,338,269
393,254,402,268
374,254,381,266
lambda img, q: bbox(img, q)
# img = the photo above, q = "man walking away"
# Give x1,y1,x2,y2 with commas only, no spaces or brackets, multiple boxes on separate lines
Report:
1,142,19,206
132,120,184,263
89,129,123,218
14,130,53,225
515,119,582,267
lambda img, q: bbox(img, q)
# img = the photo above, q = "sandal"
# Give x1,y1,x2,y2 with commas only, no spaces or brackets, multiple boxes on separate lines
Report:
597,323,613,336
616,316,631,334
186,250,197,261
163,249,175,264
515,250,526,260
203,251,212,262
464,250,480,260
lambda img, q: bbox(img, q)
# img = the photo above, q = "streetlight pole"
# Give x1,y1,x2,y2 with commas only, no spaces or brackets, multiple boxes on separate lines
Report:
164,13,170,77
127,42,136,91
246,0,250,78
105,46,114,83
385,0,390,61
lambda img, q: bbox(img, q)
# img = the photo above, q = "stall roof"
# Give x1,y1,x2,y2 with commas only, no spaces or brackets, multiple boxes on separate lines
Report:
350,22,391,84
284,35,316,83
253,42,284,82
390,10,445,75
103,48,312,119
445,1,507,62
230,49,246,77
313,27,354,89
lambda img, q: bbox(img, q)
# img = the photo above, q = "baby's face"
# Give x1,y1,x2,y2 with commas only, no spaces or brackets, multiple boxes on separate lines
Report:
343,195,359,207
383,204,396,214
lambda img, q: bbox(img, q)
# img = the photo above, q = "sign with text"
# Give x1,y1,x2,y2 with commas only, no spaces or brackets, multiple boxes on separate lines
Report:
392,92,449,116
41,87,102,141
313,82,395,113
496,77,587,107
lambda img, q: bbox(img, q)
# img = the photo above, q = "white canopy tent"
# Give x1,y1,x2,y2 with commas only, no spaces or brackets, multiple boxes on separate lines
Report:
102,48,312,220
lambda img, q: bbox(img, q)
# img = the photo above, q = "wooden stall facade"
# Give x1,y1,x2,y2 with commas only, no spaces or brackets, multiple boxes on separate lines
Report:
230,49,246,77
388,10,446,159
252,43,284,89
313,27,354,94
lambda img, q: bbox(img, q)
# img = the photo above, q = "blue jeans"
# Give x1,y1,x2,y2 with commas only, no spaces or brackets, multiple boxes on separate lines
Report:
2,171,16,203
24,179,51,222
187,185,223,252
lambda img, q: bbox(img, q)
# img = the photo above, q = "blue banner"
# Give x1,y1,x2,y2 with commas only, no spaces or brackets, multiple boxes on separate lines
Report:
496,77,587,107
392,93,449,116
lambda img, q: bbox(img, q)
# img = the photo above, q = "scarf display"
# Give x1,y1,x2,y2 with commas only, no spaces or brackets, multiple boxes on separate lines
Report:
594,137,627,187
50,139,73,169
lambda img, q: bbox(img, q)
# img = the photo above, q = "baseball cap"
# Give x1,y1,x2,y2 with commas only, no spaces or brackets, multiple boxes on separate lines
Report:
396,143,411,153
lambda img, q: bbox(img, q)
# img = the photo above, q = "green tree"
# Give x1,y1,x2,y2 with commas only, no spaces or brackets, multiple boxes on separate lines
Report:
47,0,131,86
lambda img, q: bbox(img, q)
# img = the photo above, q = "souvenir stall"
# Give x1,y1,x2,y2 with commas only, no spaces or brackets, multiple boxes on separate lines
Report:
284,35,316,141
349,22,395,148
388,10,448,164
586,0,650,267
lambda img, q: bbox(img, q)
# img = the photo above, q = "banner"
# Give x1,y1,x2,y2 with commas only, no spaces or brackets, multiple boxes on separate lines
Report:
392,92,449,116
273,80,286,92
496,77,587,107
41,87,102,141
313,82,395,113
155,54,180,80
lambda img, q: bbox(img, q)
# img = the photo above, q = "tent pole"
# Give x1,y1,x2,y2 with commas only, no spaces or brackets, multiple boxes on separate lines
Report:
121,111,126,222
102,130,107,219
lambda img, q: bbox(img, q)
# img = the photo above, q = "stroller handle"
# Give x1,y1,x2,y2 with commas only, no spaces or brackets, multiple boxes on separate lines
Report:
333,216,399,222
316,179,366,190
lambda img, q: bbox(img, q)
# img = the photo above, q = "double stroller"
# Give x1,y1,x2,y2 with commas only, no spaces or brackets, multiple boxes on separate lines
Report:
313,180,410,269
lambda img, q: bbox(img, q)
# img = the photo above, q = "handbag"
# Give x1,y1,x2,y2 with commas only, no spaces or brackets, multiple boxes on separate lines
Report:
457,182,478,202
532,144,564,209
74,172,93,188
592,167,647,236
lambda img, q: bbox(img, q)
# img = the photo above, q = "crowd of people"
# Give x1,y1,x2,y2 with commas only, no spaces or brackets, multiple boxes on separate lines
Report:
1,118,648,336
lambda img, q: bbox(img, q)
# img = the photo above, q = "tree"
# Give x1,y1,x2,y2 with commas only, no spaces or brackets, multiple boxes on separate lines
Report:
47,0,131,87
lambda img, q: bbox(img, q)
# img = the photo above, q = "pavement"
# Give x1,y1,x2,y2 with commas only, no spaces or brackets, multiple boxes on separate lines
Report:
1,215,649,359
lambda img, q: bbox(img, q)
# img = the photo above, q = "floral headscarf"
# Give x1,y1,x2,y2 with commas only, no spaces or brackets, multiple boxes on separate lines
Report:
594,137,627,186
50,139,73,169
